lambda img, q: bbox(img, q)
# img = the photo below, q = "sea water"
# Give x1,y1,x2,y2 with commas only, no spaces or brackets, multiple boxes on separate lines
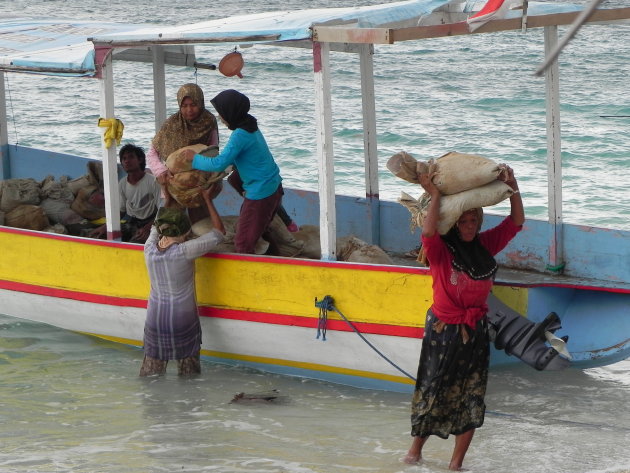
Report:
1,0,630,471
1,313,630,473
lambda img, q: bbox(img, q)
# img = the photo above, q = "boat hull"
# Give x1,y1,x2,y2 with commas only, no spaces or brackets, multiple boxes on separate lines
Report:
2,223,629,391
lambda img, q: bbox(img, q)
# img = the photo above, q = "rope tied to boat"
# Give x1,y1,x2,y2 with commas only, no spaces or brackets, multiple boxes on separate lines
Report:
97,117,124,148
314,295,416,381
314,295,332,341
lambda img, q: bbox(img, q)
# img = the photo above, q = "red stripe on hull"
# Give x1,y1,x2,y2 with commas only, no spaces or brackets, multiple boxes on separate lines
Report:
0,279,424,338
198,306,424,338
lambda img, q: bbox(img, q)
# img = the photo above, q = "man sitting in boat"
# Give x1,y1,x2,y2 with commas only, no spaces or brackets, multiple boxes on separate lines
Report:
90,144,161,243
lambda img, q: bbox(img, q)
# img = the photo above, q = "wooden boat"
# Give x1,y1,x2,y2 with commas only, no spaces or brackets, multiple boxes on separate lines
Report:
1,1,630,392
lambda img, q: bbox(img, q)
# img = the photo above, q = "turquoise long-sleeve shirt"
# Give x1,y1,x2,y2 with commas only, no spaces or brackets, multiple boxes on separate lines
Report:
192,128,282,200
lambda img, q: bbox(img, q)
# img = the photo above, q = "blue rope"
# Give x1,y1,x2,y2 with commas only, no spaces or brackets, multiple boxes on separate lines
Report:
314,295,416,381
315,296,329,341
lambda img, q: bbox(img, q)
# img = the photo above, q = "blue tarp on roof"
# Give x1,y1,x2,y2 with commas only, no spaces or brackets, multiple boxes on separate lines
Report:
0,1,588,76
0,1,463,75
88,0,455,44
0,19,149,75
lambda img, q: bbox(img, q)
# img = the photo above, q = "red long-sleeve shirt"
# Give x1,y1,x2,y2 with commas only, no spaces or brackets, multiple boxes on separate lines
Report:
422,216,522,328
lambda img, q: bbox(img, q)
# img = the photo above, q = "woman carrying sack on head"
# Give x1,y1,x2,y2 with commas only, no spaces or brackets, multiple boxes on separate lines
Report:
404,165,524,471
140,186,225,377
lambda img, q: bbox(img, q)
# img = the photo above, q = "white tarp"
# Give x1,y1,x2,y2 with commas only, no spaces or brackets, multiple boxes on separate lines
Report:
0,19,148,75
0,1,593,76
88,0,458,44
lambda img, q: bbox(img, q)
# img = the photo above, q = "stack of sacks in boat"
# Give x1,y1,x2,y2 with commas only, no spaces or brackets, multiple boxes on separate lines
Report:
192,215,271,255
0,177,49,230
68,161,106,225
280,224,393,263
336,235,393,264
283,224,394,264
388,151,515,235
0,160,106,235
192,217,392,264
165,144,229,208
192,213,304,257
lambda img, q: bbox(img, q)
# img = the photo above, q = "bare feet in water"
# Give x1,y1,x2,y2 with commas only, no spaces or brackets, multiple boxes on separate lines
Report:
402,452,421,464
448,466,469,472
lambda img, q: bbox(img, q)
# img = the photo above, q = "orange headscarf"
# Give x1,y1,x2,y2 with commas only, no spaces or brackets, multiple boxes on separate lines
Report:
152,83,218,159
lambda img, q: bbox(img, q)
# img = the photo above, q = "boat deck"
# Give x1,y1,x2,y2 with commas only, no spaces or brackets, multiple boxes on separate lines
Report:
388,252,630,293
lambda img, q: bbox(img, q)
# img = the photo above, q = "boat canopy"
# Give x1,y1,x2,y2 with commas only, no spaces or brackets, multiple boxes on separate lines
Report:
0,19,196,76
0,0,599,77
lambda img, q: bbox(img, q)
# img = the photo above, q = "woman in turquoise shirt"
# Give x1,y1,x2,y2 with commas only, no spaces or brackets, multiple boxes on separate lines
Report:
184,89,283,254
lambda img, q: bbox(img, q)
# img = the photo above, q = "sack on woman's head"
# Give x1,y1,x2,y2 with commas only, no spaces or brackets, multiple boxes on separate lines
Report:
388,151,503,196
399,180,515,235
154,207,191,237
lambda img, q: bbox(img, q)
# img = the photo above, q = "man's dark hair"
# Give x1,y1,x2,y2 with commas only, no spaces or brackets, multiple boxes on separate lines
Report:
119,143,146,171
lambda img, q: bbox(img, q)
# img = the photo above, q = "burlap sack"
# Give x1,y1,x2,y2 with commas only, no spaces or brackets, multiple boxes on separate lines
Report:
265,214,304,257
44,223,68,235
399,180,515,235
292,225,322,259
87,161,103,187
63,161,103,198
40,175,74,203
337,235,393,265
38,176,79,225
388,151,503,196
67,175,91,196
0,178,41,212
165,144,229,208
5,204,50,231
40,198,84,225
70,185,106,220
429,152,503,195
386,151,423,184
191,215,270,255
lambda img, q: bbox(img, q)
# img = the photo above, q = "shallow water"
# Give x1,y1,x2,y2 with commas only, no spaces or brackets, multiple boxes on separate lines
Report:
1,314,629,473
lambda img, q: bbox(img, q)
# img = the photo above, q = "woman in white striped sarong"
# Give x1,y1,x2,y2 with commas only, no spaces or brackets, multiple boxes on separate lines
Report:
140,186,225,376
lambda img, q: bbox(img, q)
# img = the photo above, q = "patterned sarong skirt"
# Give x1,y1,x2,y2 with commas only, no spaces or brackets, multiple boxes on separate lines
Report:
410,309,490,439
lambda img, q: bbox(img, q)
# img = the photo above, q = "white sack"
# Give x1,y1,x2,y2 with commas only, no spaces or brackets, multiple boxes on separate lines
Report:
399,180,515,235
428,152,503,195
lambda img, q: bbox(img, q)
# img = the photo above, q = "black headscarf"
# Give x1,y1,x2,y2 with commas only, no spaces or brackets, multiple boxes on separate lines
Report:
440,208,498,280
210,89,258,133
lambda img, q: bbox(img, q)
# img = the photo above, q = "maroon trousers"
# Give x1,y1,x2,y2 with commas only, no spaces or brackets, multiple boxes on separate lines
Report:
234,185,283,254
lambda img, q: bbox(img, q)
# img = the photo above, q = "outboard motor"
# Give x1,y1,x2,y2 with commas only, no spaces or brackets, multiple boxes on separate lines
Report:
487,293,571,371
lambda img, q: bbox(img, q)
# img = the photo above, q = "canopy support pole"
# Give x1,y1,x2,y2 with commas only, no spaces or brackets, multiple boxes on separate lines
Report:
98,52,122,241
544,25,564,272
0,72,8,180
359,43,380,246
313,41,336,261
152,46,167,131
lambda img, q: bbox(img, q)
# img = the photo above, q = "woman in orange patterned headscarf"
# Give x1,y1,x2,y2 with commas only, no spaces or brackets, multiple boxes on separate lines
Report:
146,83,218,191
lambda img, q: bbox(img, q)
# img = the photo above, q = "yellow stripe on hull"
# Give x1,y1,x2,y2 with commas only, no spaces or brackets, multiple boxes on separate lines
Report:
1,230,437,328
491,285,528,316
2,231,150,298
81,332,144,347
196,257,434,326
1,230,528,335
